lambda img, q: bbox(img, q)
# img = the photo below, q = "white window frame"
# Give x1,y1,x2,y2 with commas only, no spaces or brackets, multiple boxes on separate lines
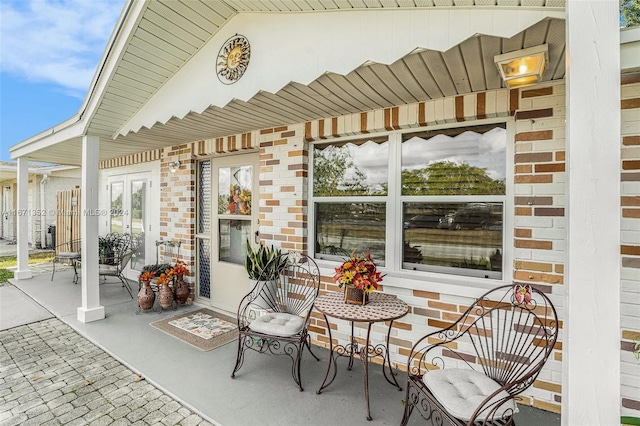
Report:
309,117,514,286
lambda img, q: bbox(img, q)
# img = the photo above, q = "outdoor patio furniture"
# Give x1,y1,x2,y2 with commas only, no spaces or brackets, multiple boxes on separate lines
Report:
99,250,134,298
51,238,81,284
400,284,558,426
156,239,180,265
315,291,409,421
231,252,321,391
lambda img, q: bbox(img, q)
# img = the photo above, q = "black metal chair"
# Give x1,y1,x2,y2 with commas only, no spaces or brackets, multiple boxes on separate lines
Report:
98,250,134,298
231,252,321,391
400,284,558,426
155,239,181,265
51,238,81,283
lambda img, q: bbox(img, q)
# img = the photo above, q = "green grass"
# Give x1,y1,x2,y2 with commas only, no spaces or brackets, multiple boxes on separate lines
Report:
0,253,55,284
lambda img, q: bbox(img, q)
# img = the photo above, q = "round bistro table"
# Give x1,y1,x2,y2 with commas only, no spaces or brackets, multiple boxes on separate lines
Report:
314,291,409,421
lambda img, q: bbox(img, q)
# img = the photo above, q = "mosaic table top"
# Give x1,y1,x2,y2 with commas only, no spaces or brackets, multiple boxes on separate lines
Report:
314,291,408,322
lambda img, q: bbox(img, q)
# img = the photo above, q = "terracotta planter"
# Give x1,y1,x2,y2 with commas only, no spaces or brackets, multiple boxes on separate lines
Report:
173,274,189,305
344,286,369,305
137,280,156,311
158,282,174,310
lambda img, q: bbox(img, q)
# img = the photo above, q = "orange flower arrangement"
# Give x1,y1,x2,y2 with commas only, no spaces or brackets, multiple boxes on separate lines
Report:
156,272,172,286
140,271,155,282
173,260,189,276
333,249,383,294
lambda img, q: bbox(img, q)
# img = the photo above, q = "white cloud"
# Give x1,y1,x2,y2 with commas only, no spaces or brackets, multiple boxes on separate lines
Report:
0,0,124,98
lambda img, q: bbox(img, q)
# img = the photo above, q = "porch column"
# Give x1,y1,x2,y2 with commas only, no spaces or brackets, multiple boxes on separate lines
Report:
563,1,620,424
14,157,32,279
77,135,105,323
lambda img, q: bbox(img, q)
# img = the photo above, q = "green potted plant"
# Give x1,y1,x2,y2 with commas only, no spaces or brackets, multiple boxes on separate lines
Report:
245,240,285,309
245,239,283,281
99,232,129,265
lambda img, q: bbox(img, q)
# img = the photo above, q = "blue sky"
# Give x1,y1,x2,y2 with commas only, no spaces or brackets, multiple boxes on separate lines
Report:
0,0,125,162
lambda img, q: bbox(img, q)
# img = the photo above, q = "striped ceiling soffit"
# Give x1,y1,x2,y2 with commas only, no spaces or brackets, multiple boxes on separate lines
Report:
193,131,259,156
99,149,163,169
114,18,565,151
304,88,516,141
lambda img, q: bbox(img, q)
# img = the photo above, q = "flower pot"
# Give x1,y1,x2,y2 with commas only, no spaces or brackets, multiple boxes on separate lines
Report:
158,282,174,310
137,280,155,311
248,279,278,310
173,274,189,305
344,286,369,305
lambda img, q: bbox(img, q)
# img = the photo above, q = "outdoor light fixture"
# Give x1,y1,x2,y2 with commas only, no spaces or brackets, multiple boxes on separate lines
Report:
169,160,181,173
494,44,548,89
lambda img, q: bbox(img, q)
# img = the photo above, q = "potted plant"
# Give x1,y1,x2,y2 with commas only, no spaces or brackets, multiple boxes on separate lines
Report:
139,262,172,283
245,240,284,309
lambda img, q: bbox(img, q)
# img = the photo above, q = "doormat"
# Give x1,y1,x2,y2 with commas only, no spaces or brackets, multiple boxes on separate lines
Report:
150,309,238,351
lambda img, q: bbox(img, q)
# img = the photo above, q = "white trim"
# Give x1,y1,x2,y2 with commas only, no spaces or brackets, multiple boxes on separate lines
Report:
563,0,620,423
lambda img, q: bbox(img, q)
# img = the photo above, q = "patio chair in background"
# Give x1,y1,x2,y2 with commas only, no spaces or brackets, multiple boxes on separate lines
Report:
231,252,321,391
400,284,558,426
51,238,81,284
156,240,181,265
98,250,135,298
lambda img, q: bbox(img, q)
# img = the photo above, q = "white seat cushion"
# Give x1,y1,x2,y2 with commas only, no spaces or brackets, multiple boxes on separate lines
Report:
423,368,518,422
57,252,80,259
248,313,304,337
98,264,118,274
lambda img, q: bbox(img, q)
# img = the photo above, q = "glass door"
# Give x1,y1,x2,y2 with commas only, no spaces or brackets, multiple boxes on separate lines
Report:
108,173,151,280
197,154,258,314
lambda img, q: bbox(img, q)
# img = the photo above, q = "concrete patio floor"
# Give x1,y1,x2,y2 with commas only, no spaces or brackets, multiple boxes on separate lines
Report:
2,262,562,426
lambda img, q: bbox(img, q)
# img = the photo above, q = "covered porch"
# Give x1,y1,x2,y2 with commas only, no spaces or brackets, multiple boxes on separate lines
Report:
7,1,634,424
4,266,561,425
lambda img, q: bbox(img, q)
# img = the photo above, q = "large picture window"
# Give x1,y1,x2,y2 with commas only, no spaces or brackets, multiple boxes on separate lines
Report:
312,123,507,280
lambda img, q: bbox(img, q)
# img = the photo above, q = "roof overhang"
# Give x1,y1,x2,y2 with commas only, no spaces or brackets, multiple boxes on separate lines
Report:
10,0,576,166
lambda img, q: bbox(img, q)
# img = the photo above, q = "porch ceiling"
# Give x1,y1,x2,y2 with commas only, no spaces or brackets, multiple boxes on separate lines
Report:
14,0,567,166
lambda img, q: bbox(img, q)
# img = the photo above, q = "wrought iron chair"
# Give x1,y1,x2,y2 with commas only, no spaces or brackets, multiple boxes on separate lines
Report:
400,284,558,426
98,250,135,298
97,233,134,298
231,252,321,391
51,238,82,283
156,239,181,265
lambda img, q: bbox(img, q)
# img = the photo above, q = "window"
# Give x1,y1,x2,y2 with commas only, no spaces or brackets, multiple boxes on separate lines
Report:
312,123,507,280
313,136,388,263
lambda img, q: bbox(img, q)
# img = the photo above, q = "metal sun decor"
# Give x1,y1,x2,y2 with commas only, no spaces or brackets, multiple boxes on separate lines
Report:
216,34,251,84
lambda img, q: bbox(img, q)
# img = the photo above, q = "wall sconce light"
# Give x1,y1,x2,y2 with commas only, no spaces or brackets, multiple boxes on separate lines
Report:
169,160,181,173
494,44,548,89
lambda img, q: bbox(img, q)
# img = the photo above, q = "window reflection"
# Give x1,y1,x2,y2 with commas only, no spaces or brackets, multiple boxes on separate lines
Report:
219,219,251,264
313,137,388,196
218,166,252,215
315,202,386,263
403,202,503,278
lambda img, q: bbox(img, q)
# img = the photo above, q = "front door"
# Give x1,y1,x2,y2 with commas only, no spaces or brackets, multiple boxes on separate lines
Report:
196,154,259,314
107,173,152,280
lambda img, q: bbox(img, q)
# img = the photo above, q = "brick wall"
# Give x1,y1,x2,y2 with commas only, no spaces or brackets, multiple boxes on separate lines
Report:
621,77,640,417
160,144,197,304
245,85,564,414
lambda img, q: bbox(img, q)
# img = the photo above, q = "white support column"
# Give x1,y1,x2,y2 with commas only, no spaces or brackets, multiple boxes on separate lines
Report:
14,157,32,280
563,1,620,424
77,135,105,323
